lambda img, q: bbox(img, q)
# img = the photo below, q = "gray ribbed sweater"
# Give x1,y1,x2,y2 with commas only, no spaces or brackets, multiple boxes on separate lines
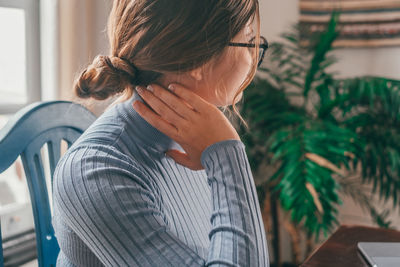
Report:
52,91,269,266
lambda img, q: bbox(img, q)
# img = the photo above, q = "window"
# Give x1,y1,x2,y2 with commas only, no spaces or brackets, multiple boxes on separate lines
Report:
0,2,41,264
0,0,41,114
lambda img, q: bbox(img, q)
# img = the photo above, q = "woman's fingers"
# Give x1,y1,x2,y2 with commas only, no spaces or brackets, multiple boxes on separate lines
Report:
135,85,188,127
167,83,210,113
145,84,197,119
132,100,180,141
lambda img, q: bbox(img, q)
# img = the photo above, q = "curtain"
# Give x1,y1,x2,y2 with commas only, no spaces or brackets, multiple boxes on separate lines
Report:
57,0,115,116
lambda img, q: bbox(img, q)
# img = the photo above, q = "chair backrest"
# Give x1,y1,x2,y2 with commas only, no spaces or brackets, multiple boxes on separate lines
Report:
0,101,97,267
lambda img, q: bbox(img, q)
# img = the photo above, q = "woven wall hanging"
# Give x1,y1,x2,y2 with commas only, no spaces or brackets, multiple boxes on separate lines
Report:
299,0,400,47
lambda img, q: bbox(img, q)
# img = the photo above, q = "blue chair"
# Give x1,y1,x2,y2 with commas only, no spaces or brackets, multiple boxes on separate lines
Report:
0,101,97,267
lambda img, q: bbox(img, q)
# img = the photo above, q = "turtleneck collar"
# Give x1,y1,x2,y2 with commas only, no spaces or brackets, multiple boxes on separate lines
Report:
118,92,183,154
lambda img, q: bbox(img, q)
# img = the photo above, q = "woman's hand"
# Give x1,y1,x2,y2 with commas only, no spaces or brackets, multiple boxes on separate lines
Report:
132,83,240,170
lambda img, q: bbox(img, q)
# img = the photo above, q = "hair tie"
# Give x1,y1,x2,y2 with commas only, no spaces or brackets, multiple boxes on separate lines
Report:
119,56,139,77
104,56,120,73
104,55,140,85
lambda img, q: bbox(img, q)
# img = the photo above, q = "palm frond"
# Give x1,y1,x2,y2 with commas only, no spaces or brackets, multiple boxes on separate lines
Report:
267,120,361,238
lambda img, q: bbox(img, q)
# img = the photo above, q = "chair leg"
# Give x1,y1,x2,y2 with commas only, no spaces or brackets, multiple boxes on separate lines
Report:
0,221,4,267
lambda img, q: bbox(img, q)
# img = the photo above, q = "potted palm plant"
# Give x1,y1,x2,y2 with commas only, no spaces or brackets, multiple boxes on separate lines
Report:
237,11,400,265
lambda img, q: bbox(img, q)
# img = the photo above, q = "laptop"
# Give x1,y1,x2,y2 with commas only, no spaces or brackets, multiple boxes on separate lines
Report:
357,242,400,267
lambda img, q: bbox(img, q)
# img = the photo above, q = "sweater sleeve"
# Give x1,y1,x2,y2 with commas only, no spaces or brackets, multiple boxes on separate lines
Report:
52,141,269,267
200,139,269,267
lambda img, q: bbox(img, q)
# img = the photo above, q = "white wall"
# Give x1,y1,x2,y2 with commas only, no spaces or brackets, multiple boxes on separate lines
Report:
260,0,400,80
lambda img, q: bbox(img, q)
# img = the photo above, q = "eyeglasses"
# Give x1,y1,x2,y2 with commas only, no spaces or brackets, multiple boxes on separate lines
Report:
228,36,269,67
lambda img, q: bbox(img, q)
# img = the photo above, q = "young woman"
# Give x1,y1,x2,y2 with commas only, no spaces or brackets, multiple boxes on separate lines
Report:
52,0,270,266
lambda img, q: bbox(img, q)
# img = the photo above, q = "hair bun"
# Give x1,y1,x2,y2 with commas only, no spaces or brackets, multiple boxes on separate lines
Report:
74,55,140,100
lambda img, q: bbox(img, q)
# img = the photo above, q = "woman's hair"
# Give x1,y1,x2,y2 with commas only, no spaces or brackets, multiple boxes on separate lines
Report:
73,0,260,128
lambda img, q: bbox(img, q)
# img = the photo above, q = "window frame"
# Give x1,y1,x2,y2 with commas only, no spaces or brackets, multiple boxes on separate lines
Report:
0,0,41,114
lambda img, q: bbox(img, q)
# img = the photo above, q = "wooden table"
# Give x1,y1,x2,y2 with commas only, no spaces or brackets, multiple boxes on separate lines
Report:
301,225,400,267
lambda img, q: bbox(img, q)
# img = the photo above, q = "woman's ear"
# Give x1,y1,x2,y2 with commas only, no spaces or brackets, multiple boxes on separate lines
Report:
189,66,203,81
